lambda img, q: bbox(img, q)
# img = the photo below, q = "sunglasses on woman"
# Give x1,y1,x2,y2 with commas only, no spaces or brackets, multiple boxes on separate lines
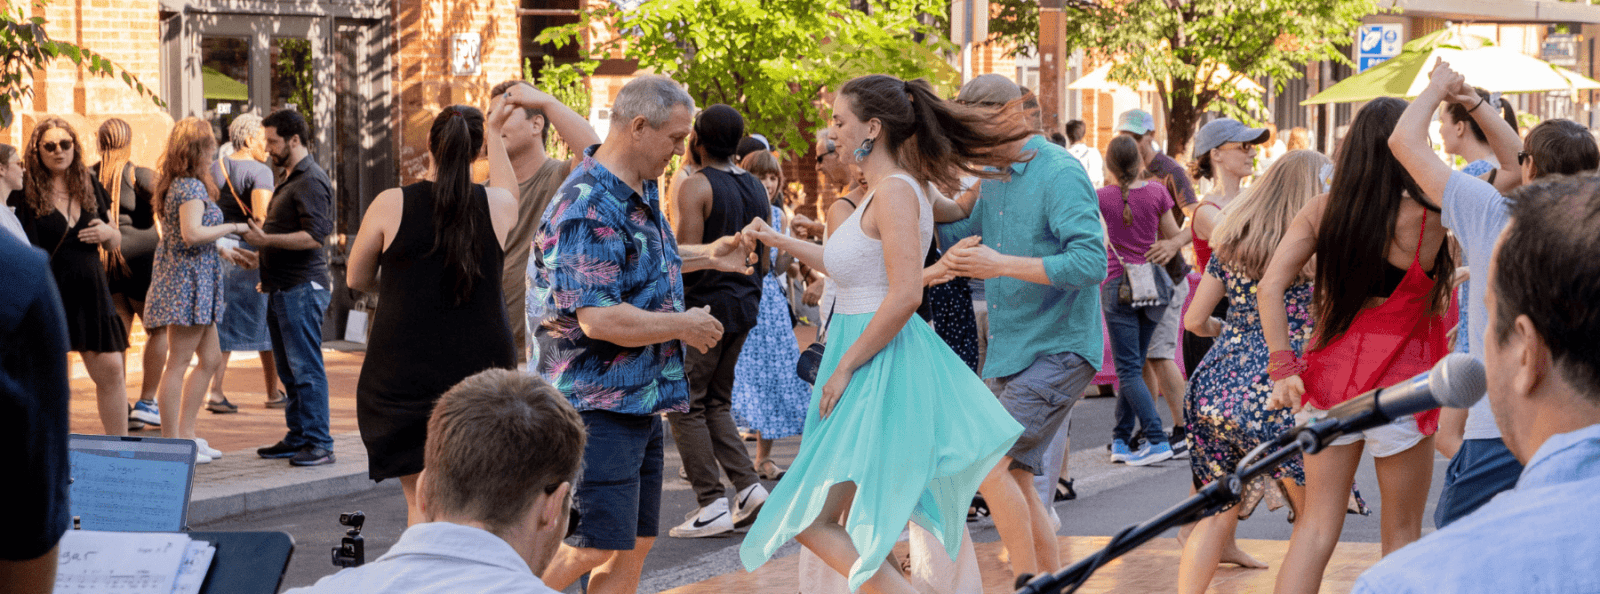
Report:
40,140,74,154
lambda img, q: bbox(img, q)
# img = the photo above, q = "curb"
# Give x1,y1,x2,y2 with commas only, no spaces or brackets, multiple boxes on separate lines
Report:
187,432,384,525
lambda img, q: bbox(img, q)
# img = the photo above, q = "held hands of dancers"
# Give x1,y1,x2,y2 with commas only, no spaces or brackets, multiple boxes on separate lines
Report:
1266,350,1308,412
925,236,981,286
942,236,1003,279
1426,59,1479,109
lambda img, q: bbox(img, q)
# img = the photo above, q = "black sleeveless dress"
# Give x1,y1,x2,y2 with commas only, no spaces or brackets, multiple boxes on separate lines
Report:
8,187,128,353
355,182,516,481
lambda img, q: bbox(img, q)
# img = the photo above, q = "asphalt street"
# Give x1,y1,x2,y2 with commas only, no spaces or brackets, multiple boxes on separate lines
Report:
196,394,1450,593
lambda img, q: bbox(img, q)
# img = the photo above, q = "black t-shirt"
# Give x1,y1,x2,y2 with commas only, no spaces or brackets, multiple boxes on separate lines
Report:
681,167,767,335
259,155,334,292
90,162,159,259
0,233,71,560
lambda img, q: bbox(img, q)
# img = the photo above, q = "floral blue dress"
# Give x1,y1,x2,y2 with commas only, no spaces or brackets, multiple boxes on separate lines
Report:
731,207,813,439
1185,258,1312,514
144,178,224,328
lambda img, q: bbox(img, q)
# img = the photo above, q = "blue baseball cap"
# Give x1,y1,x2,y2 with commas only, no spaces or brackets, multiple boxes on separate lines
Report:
1116,109,1156,135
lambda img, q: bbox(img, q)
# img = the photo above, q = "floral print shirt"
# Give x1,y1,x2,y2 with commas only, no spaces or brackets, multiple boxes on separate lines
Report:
530,146,689,415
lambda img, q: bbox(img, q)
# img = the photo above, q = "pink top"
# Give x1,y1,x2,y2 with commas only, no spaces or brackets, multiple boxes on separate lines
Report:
1098,183,1174,281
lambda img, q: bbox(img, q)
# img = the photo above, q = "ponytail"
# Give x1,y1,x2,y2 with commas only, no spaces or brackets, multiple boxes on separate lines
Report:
427,105,489,306
838,75,1034,192
1106,135,1143,226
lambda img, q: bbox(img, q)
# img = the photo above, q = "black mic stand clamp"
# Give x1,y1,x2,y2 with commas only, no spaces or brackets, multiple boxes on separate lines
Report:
1015,419,1342,594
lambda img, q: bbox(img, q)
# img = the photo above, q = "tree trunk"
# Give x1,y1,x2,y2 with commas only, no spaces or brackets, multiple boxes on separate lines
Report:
1164,73,1200,159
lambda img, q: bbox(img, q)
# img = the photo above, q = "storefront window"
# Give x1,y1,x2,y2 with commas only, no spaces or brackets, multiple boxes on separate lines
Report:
201,36,250,150
272,37,316,140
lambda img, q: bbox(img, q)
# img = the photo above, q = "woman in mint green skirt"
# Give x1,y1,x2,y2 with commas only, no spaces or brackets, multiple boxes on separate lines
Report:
737,74,1029,594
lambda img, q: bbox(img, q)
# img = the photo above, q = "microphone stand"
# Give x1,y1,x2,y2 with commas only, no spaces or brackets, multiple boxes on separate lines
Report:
1014,418,1344,594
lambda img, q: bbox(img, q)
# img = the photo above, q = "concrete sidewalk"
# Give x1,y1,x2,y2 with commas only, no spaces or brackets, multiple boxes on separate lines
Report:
68,327,383,525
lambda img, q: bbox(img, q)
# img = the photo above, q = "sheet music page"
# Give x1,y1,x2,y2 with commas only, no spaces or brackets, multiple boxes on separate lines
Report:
53,530,189,594
69,451,190,531
169,540,217,594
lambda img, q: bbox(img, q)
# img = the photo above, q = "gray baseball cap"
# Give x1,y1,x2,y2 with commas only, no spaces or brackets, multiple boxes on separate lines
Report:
1193,118,1269,157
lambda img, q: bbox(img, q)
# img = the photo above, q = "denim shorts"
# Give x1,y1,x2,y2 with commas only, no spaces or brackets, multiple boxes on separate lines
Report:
994,352,1096,475
567,410,664,551
1295,406,1426,458
217,239,272,352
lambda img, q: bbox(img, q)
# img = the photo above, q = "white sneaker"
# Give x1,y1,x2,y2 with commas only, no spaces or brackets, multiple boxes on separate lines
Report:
732,482,769,525
194,438,222,459
669,498,734,538
195,450,213,465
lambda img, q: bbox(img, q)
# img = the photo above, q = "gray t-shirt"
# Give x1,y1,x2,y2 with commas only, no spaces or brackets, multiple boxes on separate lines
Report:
1442,170,1507,440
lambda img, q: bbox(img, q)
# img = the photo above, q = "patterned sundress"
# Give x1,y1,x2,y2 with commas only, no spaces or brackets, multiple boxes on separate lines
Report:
731,206,814,439
144,178,224,328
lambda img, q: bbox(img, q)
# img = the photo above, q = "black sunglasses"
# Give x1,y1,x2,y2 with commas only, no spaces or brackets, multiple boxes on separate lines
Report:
815,149,836,164
40,140,74,154
544,481,581,539
1517,151,1531,166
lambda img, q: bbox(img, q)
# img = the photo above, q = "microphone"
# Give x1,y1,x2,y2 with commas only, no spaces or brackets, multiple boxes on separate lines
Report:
1296,353,1486,444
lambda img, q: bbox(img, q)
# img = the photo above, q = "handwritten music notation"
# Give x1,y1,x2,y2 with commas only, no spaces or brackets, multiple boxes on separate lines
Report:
54,530,214,594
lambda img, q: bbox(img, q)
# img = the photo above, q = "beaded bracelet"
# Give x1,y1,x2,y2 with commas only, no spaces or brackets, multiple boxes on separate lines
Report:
1267,350,1307,382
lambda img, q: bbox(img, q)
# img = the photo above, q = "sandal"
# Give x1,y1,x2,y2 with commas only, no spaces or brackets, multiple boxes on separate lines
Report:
756,459,786,481
265,390,287,409
1054,478,1077,502
207,396,238,414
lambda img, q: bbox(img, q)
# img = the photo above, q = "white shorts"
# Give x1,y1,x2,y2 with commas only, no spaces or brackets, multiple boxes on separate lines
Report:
1294,406,1427,458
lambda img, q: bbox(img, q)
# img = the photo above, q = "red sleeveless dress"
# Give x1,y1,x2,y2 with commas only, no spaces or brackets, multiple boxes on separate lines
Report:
1192,201,1220,271
1300,211,1447,435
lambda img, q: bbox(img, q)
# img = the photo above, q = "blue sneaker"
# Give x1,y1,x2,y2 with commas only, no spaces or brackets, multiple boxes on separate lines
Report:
130,400,161,426
1127,442,1175,467
1110,439,1133,464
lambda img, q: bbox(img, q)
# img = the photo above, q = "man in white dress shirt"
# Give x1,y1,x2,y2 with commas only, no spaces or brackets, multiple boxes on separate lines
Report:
287,369,584,594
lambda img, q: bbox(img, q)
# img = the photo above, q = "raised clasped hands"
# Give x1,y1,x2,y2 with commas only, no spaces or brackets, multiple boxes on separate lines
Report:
1428,59,1478,106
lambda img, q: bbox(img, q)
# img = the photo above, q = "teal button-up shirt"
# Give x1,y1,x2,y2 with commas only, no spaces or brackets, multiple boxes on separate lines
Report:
938,135,1108,379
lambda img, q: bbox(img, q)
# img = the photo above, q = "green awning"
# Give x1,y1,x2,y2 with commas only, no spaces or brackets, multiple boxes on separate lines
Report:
203,66,249,102
1304,32,1597,105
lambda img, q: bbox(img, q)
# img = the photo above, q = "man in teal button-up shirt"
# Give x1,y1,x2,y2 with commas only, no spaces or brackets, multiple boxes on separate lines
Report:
937,73,1108,580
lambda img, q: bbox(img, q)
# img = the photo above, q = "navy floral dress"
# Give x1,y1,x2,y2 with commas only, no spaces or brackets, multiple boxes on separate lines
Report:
144,178,224,328
1185,258,1312,516
731,207,813,439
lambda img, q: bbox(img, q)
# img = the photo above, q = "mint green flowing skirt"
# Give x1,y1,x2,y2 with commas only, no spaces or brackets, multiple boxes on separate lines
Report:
738,312,1023,591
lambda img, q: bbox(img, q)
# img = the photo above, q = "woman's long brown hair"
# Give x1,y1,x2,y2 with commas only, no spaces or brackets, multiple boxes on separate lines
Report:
22,118,97,220
153,117,222,218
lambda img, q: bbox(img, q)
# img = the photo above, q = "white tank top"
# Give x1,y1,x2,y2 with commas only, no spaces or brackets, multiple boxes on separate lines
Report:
823,173,934,315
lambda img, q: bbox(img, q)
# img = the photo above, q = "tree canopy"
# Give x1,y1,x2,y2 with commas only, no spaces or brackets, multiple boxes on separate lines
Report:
536,0,957,155
1060,0,1377,156
0,1,163,128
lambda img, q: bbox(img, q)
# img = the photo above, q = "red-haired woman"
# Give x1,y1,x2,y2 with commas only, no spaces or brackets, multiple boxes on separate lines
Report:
144,117,255,462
